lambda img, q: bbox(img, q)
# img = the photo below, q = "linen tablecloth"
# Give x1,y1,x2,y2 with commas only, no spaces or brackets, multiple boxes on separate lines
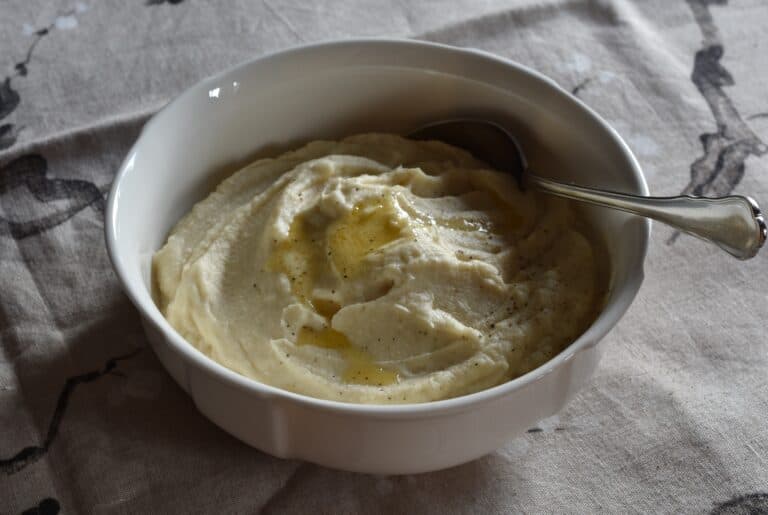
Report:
1,1,767,513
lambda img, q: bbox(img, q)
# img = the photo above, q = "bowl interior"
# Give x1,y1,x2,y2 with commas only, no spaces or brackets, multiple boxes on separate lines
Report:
108,40,648,404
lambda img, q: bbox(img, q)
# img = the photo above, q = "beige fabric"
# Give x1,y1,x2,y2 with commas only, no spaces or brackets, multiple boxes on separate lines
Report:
1,0,766,513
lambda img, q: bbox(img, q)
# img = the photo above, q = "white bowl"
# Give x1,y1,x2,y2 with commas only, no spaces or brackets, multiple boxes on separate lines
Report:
106,39,649,474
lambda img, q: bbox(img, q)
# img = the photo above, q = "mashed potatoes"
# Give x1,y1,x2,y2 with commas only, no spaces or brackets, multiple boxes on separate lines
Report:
153,134,600,404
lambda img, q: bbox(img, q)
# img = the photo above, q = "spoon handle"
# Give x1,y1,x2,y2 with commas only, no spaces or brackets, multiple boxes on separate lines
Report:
529,174,766,260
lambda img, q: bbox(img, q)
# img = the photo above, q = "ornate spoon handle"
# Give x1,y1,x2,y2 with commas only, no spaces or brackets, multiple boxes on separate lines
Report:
530,174,766,260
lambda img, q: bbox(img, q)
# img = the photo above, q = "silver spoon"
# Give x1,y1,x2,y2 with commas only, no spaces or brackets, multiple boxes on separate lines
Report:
409,119,766,260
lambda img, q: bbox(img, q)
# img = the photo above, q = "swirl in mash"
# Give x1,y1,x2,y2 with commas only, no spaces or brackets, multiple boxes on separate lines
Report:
153,134,600,404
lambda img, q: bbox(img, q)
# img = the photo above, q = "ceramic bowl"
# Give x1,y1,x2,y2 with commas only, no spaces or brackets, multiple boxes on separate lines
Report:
106,39,649,474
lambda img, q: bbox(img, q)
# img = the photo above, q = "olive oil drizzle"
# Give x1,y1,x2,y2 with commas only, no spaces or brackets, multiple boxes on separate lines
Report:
270,195,404,386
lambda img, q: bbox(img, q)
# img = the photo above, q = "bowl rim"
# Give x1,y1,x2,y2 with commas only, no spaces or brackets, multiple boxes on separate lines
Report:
105,37,650,418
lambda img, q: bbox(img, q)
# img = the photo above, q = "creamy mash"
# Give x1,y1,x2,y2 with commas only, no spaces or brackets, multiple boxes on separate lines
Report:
153,134,600,404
